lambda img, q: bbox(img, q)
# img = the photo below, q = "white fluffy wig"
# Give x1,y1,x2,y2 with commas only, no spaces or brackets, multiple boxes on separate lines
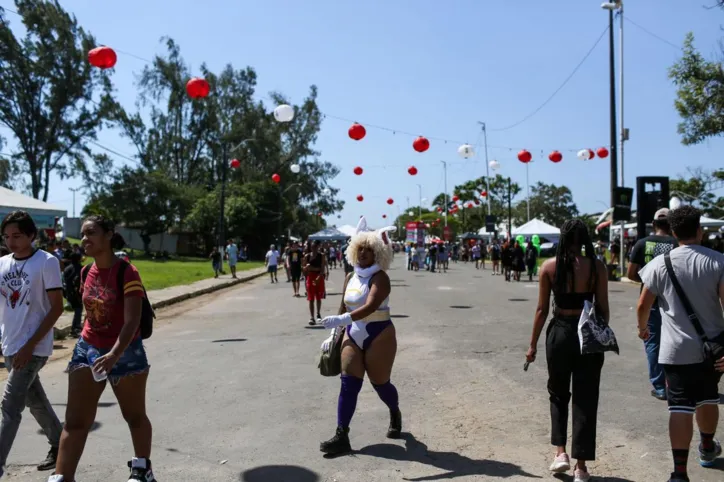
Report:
344,217,395,271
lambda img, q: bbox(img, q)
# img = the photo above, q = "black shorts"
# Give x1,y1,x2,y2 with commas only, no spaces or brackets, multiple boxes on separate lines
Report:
662,363,722,414
290,267,302,282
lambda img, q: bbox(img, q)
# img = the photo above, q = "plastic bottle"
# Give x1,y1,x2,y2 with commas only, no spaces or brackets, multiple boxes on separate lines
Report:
86,346,108,382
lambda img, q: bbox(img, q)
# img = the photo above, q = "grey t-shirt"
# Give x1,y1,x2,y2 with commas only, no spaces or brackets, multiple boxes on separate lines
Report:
639,244,724,365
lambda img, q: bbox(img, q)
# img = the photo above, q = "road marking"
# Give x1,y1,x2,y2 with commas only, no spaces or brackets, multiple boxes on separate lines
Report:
438,286,453,290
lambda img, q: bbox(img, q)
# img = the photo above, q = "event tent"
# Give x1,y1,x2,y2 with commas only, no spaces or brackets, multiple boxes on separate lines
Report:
307,227,349,241
0,187,66,229
337,224,358,237
512,219,561,237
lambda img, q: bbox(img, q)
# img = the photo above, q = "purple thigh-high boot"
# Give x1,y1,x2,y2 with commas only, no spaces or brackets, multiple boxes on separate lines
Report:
373,381,402,438
337,374,363,428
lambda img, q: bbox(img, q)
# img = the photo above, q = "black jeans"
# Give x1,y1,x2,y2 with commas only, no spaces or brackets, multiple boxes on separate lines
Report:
546,315,605,460
70,299,84,333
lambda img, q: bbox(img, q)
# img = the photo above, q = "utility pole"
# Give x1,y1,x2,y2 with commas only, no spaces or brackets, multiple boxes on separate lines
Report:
218,142,228,252
441,161,448,227
507,177,512,240
416,184,422,220
478,122,491,215
607,6,618,208
69,187,82,218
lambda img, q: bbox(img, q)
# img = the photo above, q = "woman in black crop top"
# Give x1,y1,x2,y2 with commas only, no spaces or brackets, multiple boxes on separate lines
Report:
525,219,609,482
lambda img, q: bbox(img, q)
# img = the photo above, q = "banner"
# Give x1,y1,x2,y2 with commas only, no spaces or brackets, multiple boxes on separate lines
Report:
405,222,417,244
443,226,452,241
416,222,426,247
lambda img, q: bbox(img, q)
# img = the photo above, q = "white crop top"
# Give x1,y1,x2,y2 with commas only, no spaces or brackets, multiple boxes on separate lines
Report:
344,272,390,322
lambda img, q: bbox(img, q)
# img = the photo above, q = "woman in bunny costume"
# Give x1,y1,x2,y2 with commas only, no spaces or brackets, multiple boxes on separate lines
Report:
319,217,401,456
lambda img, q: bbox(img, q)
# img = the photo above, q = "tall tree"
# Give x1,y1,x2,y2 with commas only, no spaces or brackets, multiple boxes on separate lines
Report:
513,182,579,228
669,33,724,145
670,167,724,218
0,1,114,200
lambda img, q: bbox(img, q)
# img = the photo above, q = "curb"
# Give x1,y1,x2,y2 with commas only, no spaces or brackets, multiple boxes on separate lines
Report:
54,270,266,340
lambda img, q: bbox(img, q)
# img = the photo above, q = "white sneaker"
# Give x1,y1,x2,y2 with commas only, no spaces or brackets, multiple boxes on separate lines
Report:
549,453,570,473
574,467,591,482
48,476,65,482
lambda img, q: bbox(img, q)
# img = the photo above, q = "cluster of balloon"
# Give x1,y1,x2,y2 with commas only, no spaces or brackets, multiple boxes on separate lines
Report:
88,46,117,69
576,147,610,161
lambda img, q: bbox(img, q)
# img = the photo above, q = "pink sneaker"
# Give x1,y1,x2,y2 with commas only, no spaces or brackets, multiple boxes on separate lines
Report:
549,453,570,473
574,467,591,482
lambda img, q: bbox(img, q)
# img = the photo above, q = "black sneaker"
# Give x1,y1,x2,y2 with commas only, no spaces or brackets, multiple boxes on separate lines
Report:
320,427,352,456
668,473,689,482
387,409,402,439
37,446,57,471
127,458,156,481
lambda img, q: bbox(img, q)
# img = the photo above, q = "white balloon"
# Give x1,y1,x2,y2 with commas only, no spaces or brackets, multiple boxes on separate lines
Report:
290,164,300,174
408,211,414,216
273,104,294,123
627,228,636,238
458,144,475,159
577,149,589,161
489,160,500,171
322,188,331,196
669,196,682,210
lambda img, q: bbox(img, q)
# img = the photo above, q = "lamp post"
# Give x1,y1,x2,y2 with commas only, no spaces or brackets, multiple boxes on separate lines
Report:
441,160,448,227
416,184,422,220
478,122,492,215
69,187,82,218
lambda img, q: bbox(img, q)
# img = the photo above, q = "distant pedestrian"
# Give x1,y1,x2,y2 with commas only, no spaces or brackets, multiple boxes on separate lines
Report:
287,241,304,297
513,241,525,282
63,252,85,337
490,239,501,275
525,241,538,282
525,219,609,482
304,240,328,325
53,215,156,482
0,211,64,477
225,239,239,279
209,247,222,278
265,244,280,283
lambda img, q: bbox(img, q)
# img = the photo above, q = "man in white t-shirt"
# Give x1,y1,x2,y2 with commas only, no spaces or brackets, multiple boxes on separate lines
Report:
0,211,64,476
225,239,239,279
265,244,280,283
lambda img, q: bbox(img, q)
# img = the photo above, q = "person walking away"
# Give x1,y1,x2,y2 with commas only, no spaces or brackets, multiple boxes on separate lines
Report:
265,245,280,283
328,244,337,270
225,239,239,279
525,220,609,482
472,242,481,269
490,240,501,275
63,252,85,338
627,208,676,401
428,243,437,273
501,241,513,282
0,211,64,476
51,215,155,482
209,247,222,278
319,221,401,455
526,241,538,282
288,242,304,297
304,241,328,325
438,242,448,273
480,240,487,270
513,241,525,282
636,206,724,482
342,239,354,275
282,242,292,283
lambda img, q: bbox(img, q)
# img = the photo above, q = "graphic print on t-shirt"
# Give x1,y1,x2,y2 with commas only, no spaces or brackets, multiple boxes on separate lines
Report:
644,240,675,264
84,279,118,332
0,268,30,309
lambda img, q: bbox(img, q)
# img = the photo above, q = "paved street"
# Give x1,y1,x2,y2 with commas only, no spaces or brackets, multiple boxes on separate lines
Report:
4,257,724,481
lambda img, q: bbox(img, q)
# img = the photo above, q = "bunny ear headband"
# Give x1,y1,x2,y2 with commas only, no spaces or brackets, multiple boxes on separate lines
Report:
356,216,397,246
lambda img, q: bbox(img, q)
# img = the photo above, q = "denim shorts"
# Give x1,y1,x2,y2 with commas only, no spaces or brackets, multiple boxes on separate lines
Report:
67,337,150,385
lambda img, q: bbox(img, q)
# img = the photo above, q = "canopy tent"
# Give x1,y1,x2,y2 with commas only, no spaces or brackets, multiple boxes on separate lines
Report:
512,219,561,237
307,227,349,241
0,187,66,229
337,224,358,237
700,216,724,229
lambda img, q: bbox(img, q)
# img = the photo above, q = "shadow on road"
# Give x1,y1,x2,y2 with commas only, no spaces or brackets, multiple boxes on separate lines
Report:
53,402,116,408
449,305,472,309
211,338,247,343
53,344,67,350
359,432,542,480
240,465,319,482
554,474,636,482
304,325,326,330
508,298,529,302
391,314,410,319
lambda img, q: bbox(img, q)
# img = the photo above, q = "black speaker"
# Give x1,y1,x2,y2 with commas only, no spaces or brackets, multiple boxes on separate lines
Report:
636,177,669,239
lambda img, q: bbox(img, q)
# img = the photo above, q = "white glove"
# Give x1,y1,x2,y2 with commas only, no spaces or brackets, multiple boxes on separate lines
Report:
322,312,353,329
321,329,336,352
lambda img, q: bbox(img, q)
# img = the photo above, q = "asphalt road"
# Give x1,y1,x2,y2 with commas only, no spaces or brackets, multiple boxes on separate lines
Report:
4,257,724,481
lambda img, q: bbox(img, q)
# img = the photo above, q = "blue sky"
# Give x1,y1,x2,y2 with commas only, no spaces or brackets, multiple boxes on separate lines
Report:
2,0,723,228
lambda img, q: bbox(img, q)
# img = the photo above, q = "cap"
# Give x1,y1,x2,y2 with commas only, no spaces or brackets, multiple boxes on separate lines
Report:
653,208,670,221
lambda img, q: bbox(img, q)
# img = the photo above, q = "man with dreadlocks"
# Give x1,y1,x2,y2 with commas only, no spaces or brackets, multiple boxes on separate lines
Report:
525,219,610,482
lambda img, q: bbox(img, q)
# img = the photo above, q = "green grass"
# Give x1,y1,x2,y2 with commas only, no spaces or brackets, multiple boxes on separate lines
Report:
61,237,263,291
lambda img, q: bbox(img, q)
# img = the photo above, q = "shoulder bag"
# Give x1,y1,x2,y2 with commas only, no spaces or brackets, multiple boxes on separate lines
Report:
664,253,724,366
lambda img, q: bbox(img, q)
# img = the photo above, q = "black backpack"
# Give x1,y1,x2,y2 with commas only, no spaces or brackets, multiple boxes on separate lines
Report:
81,260,155,339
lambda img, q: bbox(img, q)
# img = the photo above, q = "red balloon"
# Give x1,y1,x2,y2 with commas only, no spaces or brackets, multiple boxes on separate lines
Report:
230,159,241,169
386,197,394,205
356,194,364,202
548,151,563,163
412,136,430,153
186,78,210,99
348,123,366,141
452,195,459,202
436,207,442,212
271,173,281,183
408,166,418,176
88,46,117,69
517,149,532,163
436,218,441,222
353,166,363,175
318,212,323,217
467,203,473,208
382,214,387,219
481,191,488,197
588,149,595,160
596,147,609,158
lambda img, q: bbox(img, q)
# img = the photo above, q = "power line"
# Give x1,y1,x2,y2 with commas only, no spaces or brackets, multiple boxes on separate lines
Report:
488,25,610,132
89,141,140,164
624,16,681,50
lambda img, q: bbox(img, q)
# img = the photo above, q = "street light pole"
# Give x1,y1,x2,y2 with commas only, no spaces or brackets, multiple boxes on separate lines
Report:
69,187,82,218
478,122,491,215
416,184,422,220
441,160,448,227
604,3,618,208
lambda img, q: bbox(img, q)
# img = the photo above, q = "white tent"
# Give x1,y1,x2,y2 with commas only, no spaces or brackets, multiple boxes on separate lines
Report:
0,186,66,229
512,219,561,237
337,224,358,237
700,216,724,229
308,227,349,241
